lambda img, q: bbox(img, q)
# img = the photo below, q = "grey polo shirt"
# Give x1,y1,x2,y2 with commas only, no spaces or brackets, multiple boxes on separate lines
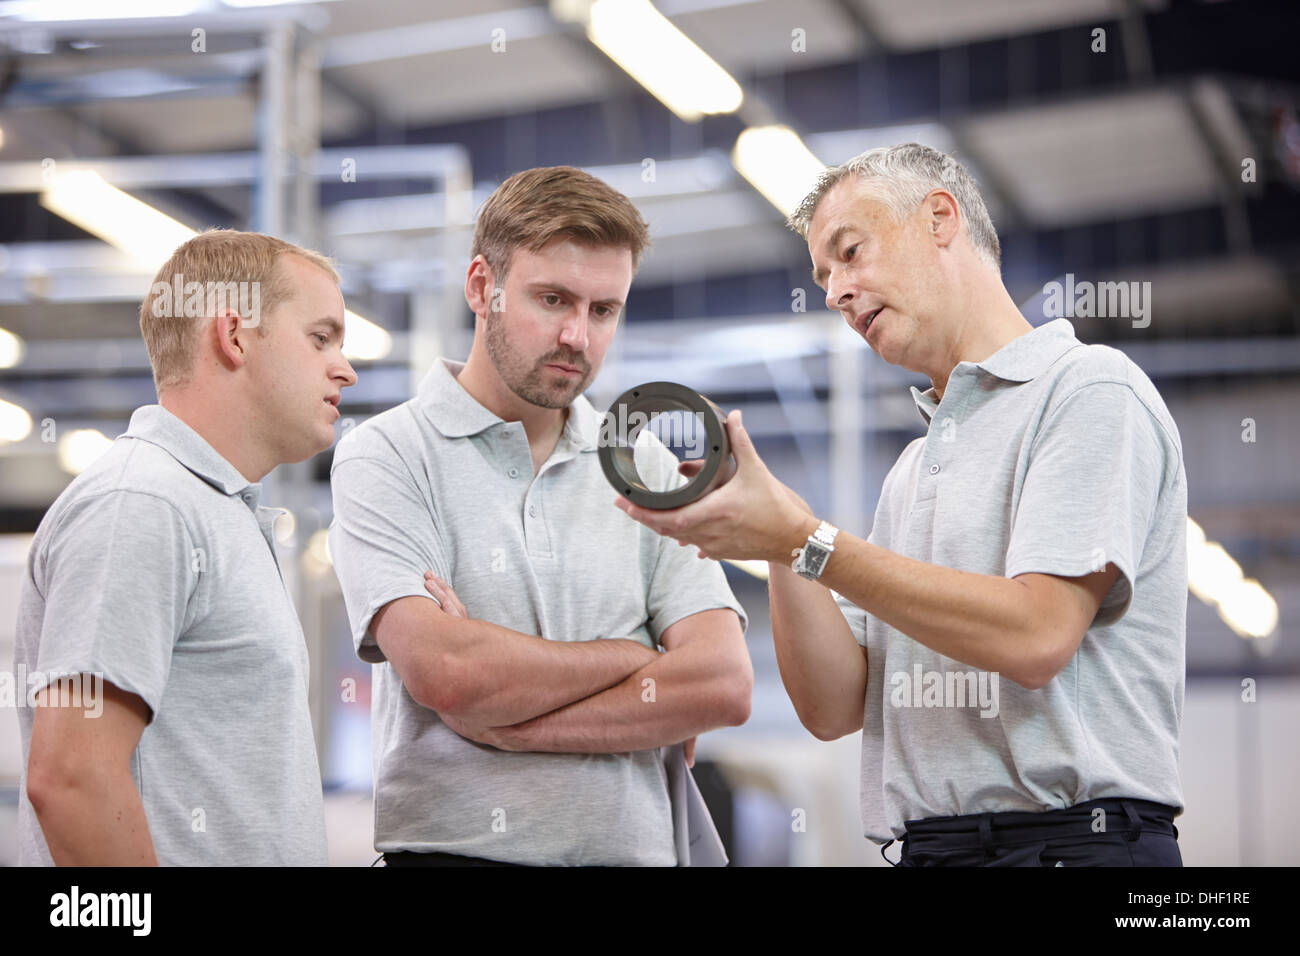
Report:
328,358,746,866
836,318,1187,842
13,405,328,866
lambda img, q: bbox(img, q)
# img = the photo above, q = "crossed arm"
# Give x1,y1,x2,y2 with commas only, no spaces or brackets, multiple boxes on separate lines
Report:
371,576,751,754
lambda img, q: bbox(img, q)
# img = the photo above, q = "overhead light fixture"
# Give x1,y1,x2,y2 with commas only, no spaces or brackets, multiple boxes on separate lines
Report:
223,0,341,7
0,0,201,19
732,125,827,217
273,509,297,545
0,397,33,443
1216,578,1279,640
40,169,195,271
302,528,333,577
341,309,392,361
39,168,392,361
57,428,115,475
554,0,743,122
0,327,24,369
1186,517,1279,640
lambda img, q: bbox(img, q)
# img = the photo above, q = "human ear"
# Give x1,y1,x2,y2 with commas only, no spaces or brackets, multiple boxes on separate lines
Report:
926,189,961,248
464,255,495,317
211,308,248,371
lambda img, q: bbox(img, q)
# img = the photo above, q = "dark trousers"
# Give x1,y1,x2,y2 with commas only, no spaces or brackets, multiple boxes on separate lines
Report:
894,797,1182,867
383,851,530,867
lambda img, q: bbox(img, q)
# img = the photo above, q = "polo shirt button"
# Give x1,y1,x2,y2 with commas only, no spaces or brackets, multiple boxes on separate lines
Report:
508,467,519,478
929,464,940,475
528,505,536,517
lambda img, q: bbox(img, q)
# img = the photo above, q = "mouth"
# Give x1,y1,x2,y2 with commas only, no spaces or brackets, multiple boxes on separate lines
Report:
546,363,583,376
861,307,884,335
324,396,340,414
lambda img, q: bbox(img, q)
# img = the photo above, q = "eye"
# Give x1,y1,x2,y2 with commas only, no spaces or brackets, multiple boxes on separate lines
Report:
542,293,563,307
844,244,858,261
594,305,617,319
312,333,329,346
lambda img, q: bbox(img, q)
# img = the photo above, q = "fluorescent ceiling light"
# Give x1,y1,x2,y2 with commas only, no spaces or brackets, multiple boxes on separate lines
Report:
223,0,340,7
57,428,114,475
341,309,391,361
39,168,392,361
1216,578,1279,640
0,0,201,20
0,397,33,443
273,509,296,545
1186,517,1278,640
557,0,743,122
40,170,194,271
732,125,827,218
0,327,24,369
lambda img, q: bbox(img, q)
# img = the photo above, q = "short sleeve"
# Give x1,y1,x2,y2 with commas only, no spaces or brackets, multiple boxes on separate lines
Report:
35,490,195,717
329,450,451,664
833,590,870,648
1004,382,1169,627
644,533,748,646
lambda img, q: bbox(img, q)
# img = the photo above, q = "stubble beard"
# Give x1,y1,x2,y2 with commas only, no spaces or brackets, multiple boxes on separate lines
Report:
484,307,592,409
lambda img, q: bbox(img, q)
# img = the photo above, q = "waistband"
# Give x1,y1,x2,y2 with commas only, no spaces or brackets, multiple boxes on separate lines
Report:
902,797,1178,849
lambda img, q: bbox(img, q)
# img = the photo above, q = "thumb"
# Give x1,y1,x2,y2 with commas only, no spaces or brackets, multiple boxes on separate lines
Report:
725,408,760,465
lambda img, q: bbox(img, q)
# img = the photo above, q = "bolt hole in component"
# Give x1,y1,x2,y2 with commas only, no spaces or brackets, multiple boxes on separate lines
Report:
599,381,737,509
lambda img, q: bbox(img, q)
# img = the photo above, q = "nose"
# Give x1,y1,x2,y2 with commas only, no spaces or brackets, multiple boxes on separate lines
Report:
558,308,589,352
334,354,358,388
826,274,855,315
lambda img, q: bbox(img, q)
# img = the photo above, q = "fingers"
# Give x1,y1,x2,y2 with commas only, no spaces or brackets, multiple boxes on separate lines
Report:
677,458,706,479
725,408,761,466
684,736,696,768
423,572,467,618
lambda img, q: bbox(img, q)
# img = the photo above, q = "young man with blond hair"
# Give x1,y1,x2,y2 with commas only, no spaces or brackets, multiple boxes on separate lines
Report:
329,166,751,866
15,229,357,865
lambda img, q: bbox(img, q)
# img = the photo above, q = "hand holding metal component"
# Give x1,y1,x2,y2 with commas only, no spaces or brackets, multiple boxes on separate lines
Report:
598,381,737,509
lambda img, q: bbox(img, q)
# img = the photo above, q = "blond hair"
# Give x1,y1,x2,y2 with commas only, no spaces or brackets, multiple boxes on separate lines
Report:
470,166,650,281
139,229,340,393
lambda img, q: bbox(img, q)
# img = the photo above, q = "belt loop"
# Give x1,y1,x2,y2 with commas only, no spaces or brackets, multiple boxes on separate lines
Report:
979,814,994,856
1119,799,1142,842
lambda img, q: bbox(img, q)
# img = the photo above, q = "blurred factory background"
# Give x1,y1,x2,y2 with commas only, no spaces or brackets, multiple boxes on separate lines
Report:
0,0,1297,866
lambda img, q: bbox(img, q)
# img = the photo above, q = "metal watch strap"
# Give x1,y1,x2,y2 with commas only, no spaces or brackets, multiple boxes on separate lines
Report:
792,520,838,580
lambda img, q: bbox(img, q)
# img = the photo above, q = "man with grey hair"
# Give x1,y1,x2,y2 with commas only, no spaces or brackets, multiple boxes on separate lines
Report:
617,143,1187,867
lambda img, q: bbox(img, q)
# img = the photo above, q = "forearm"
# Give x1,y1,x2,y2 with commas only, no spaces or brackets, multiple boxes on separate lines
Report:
500,636,751,754
815,533,1045,685
434,618,662,726
31,773,158,866
767,562,867,738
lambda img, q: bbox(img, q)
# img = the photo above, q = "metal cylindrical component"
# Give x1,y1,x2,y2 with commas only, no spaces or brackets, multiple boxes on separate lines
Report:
598,381,736,510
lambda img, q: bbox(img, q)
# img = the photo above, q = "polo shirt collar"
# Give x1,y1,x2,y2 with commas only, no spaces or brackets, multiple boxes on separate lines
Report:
123,405,263,506
416,358,502,438
975,318,1080,383
909,318,1081,425
416,357,600,452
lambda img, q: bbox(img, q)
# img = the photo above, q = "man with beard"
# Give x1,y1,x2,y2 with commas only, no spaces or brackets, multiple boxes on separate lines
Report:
328,166,751,866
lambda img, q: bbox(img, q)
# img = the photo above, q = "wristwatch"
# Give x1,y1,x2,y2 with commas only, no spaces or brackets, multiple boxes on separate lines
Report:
792,520,838,580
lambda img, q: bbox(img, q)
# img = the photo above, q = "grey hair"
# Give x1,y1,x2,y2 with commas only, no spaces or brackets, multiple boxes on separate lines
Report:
787,143,1001,273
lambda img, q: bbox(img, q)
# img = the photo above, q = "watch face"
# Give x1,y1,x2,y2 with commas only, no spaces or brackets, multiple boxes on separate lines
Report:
803,545,829,576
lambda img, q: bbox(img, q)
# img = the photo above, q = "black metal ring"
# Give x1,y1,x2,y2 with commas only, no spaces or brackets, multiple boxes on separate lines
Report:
598,381,734,510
